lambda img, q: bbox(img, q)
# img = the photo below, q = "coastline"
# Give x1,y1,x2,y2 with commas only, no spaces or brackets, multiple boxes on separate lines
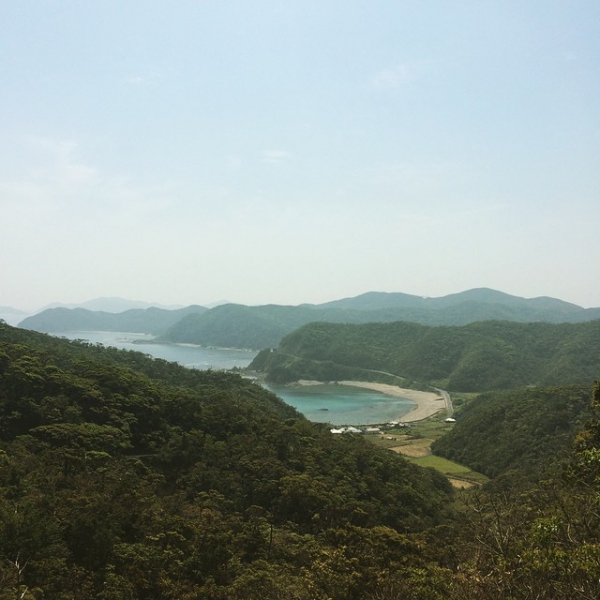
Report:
297,380,446,423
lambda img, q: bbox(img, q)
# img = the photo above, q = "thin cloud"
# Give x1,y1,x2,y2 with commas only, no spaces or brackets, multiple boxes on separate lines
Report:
1,137,101,204
371,64,412,90
0,136,170,220
370,59,443,91
125,68,164,86
261,150,292,164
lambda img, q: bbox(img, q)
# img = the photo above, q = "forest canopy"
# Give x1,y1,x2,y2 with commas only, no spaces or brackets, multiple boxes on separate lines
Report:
252,319,600,391
0,322,453,599
2,321,600,599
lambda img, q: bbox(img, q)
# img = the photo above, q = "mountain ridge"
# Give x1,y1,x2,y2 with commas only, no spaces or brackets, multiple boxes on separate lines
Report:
19,304,208,335
17,288,600,349
157,288,600,349
38,296,186,313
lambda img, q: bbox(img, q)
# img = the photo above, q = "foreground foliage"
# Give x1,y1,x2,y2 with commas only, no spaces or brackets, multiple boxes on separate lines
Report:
0,323,452,599
1,322,600,598
450,383,600,600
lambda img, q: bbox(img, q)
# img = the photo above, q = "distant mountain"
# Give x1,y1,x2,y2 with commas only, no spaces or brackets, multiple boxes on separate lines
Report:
316,291,428,311
318,287,587,319
19,305,207,335
38,297,184,313
204,299,235,309
251,319,600,392
158,288,600,350
19,288,600,350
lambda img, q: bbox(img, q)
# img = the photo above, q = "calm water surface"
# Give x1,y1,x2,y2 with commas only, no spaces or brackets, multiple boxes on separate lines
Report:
51,331,257,370
52,331,415,425
265,383,415,426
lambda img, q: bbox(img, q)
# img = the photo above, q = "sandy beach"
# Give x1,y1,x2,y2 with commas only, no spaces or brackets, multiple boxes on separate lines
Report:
297,380,447,422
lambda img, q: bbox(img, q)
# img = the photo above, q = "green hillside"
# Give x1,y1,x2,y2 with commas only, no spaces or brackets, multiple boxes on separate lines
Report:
317,287,588,320
157,303,319,349
251,319,600,391
3,320,600,597
0,322,454,598
431,384,593,479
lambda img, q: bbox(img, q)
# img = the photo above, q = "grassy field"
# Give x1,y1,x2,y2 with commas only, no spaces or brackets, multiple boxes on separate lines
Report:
405,454,488,486
408,455,471,473
366,400,488,487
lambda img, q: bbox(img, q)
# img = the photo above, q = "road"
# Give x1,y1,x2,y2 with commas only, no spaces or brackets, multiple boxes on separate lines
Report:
365,369,454,418
433,387,453,418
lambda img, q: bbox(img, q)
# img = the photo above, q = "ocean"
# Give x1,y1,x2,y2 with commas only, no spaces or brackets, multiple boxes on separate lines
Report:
50,331,415,425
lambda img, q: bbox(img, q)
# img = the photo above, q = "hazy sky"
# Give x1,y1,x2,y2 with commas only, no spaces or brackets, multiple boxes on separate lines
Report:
1,1,599,311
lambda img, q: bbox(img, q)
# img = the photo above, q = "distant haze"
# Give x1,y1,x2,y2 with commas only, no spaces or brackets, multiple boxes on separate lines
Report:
1,2,599,311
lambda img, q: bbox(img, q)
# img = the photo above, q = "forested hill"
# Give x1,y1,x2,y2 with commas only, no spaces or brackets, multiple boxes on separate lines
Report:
157,289,600,349
4,321,600,597
432,384,593,479
18,304,207,335
18,288,600,349
0,322,454,598
250,319,600,391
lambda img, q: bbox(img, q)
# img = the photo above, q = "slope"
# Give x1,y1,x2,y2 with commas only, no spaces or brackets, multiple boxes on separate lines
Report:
250,319,600,391
0,322,453,598
431,384,593,479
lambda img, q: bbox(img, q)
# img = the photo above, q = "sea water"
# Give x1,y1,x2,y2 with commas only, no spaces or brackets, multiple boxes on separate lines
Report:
50,331,415,425
50,331,257,370
265,383,415,426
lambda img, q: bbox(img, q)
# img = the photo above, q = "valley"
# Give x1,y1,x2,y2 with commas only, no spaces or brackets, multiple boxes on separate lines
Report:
2,288,600,598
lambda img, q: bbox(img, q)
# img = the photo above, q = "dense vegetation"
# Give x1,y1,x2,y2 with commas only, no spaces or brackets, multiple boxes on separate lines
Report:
21,288,600,349
445,383,600,599
0,322,454,599
252,320,600,391
158,303,320,349
3,320,600,598
432,384,593,479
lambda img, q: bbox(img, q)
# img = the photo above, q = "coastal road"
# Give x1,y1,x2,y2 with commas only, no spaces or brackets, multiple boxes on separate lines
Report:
367,368,454,418
433,387,453,418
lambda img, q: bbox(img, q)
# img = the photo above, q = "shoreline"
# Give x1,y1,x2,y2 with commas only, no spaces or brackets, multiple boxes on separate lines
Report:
296,379,446,423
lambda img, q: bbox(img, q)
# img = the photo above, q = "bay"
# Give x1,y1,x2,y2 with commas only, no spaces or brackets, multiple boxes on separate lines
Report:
265,383,415,426
51,331,416,425
50,331,257,370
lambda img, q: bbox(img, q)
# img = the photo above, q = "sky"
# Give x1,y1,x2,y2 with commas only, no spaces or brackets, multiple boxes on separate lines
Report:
1,1,599,311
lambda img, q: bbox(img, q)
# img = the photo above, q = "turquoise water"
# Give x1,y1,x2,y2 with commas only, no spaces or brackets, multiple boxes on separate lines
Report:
265,383,415,426
50,331,414,425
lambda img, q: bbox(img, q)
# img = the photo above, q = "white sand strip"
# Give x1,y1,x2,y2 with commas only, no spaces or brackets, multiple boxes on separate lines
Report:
336,381,446,422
